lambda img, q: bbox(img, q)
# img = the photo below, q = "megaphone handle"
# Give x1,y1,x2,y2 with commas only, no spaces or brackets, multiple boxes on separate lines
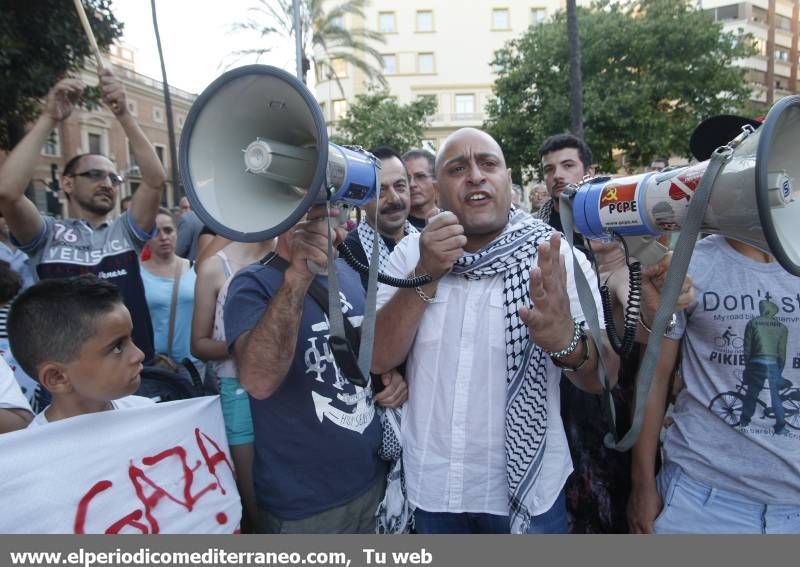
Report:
307,260,326,274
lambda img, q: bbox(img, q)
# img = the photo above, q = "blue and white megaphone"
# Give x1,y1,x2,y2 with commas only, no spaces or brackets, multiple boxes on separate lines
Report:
178,64,378,242
570,95,800,276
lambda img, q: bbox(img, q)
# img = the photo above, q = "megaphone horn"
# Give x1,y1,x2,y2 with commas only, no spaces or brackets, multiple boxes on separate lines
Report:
571,95,800,276
178,64,378,243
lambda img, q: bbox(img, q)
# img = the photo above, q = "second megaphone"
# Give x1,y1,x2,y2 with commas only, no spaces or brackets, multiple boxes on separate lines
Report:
570,95,800,277
179,64,378,242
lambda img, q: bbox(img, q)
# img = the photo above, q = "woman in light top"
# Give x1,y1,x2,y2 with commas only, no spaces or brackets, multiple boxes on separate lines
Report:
141,208,201,379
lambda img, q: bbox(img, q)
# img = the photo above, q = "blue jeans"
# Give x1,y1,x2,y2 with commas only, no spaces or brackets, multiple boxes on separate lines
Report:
654,463,800,534
414,488,568,534
741,357,785,431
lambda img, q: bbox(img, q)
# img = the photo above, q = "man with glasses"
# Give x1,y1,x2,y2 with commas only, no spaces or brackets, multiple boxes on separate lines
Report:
0,71,166,362
402,149,437,230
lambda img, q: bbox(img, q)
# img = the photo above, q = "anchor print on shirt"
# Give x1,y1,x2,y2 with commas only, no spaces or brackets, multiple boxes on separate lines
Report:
303,291,374,434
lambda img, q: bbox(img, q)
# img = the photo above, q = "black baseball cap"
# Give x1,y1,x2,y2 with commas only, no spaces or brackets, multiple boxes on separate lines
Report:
689,115,762,161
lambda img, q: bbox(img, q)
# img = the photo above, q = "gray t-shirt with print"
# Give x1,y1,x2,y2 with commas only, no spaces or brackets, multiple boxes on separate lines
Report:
664,235,800,504
16,212,155,362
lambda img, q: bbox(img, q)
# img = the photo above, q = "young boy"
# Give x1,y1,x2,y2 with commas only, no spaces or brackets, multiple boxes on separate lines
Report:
7,275,152,426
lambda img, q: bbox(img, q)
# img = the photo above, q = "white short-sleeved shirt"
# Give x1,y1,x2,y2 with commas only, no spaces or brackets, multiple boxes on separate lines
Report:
376,223,603,516
28,395,154,428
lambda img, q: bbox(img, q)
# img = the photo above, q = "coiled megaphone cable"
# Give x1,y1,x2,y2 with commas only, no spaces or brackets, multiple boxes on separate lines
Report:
337,241,433,288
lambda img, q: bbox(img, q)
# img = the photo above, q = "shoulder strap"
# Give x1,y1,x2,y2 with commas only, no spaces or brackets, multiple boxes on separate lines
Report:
259,253,361,350
166,260,183,357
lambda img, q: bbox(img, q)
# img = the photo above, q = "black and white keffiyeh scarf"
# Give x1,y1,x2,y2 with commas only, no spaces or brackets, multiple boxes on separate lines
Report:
357,220,418,270
536,198,555,225
451,208,555,533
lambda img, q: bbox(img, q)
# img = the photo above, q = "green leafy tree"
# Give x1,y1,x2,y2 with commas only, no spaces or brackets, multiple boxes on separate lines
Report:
0,1,123,150
485,0,756,178
231,0,384,87
331,89,437,154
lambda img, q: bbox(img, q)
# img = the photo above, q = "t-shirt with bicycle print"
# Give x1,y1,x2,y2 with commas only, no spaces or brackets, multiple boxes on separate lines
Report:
665,235,800,505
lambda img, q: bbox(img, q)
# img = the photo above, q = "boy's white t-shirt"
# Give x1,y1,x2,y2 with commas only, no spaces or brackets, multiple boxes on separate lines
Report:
27,395,154,428
0,357,32,413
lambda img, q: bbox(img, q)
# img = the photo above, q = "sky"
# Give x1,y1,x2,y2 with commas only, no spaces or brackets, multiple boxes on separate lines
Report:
112,0,297,94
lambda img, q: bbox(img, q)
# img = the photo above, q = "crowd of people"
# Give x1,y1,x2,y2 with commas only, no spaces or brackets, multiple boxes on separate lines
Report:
0,69,797,535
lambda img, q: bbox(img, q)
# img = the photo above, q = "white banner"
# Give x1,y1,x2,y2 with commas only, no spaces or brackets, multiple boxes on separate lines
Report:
0,396,241,534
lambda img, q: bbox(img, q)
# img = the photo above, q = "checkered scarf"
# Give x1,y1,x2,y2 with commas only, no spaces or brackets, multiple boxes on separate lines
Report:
451,208,554,533
536,198,555,225
357,220,418,270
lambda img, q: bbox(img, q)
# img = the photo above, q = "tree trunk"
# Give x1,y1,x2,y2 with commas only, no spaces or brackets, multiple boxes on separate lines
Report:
566,0,584,139
151,0,181,205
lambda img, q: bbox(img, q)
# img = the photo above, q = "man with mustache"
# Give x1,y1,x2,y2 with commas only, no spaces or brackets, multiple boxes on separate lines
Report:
342,146,418,289
0,71,166,362
372,127,614,533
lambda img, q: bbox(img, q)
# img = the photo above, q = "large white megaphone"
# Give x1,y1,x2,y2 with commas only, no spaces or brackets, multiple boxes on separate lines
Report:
570,95,800,276
179,65,378,242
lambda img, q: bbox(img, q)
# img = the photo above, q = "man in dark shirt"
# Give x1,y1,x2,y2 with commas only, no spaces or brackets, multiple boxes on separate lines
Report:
402,149,437,231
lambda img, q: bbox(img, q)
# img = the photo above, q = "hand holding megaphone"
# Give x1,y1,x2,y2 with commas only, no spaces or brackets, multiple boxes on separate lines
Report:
287,205,347,280
639,252,694,329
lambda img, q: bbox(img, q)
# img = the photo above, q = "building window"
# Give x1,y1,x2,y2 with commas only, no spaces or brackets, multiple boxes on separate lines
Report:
416,10,433,32
42,129,60,157
128,141,140,172
378,12,396,33
331,58,348,78
751,6,767,25
319,101,327,120
492,50,506,73
127,100,138,116
492,8,510,30
455,94,476,115
331,15,344,29
88,133,102,155
713,4,739,21
418,53,435,74
154,145,167,167
775,47,790,62
153,106,164,123
776,15,792,31
530,8,546,26
129,181,140,196
332,99,348,121
382,54,397,74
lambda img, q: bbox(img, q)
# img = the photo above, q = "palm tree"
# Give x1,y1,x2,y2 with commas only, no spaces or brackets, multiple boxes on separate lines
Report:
230,0,385,88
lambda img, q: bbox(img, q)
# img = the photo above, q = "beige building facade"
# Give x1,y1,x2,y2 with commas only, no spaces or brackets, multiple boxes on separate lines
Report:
1,43,196,217
315,0,798,152
314,0,574,151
